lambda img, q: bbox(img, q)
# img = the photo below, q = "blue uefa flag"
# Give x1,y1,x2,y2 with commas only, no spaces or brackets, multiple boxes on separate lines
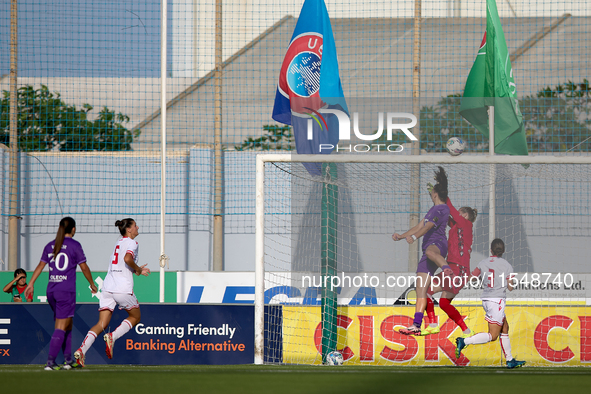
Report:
272,0,348,175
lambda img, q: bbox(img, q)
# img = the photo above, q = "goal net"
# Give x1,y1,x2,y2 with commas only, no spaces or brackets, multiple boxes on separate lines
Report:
254,153,591,367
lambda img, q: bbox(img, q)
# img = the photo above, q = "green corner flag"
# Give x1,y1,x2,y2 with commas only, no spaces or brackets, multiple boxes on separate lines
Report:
459,0,528,156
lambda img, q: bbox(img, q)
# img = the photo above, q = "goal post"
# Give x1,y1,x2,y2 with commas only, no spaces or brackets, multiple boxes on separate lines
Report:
254,153,591,366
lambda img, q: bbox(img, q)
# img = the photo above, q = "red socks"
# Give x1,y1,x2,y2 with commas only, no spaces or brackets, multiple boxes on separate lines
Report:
439,298,468,331
426,297,436,325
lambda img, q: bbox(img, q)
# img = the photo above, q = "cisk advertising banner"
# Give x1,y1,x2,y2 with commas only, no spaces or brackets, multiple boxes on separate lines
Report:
282,306,591,366
0,304,253,365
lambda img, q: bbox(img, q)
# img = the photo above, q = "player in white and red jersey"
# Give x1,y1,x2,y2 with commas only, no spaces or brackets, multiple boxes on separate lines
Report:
422,196,477,337
102,235,139,294
455,238,526,369
74,218,150,367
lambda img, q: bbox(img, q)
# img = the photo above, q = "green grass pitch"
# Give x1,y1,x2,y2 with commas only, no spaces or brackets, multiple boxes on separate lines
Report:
2,365,591,393
0,365,591,394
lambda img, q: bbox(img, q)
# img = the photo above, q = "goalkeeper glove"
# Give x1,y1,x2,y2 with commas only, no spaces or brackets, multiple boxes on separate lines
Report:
427,182,434,193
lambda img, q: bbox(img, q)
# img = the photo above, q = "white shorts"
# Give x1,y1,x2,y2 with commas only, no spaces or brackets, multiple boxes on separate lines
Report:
482,298,506,326
99,291,139,312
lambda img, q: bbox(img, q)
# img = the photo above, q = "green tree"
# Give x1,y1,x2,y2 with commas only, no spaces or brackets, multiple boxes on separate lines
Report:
0,85,139,151
235,124,294,151
521,79,591,152
373,79,590,154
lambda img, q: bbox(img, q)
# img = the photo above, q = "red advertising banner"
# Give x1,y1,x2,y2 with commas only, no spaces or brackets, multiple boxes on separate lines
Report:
282,306,591,366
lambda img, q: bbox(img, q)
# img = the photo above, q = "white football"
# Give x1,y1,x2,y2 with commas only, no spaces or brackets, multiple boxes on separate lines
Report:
326,351,344,366
446,137,465,156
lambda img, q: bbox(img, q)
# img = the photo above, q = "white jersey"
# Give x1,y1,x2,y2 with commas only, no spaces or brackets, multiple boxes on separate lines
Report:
102,237,139,294
476,256,513,299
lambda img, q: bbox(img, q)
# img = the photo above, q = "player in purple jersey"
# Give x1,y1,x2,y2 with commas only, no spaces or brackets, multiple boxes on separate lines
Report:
392,166,453,335
25,217,97,370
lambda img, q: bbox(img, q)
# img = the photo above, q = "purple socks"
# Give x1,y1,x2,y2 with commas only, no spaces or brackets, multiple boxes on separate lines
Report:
48,329,66,365
413,312,424,328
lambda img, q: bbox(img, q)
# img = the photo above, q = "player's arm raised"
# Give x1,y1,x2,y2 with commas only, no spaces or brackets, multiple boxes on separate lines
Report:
124,253,150,277
3,273,25,294
446,197,462,225
393,219,425,242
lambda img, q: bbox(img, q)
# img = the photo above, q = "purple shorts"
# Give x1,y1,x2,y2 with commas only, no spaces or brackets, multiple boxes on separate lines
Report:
416,240,449,276
47,291,76,320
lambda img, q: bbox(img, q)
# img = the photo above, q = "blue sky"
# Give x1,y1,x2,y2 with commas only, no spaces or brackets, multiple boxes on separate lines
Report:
0,0,173,78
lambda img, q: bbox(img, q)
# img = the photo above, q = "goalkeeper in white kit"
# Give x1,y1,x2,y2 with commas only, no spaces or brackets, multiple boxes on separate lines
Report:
455,238,526,369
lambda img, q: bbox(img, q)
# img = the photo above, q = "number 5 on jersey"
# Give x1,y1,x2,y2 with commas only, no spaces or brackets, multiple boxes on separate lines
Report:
112,245,120,264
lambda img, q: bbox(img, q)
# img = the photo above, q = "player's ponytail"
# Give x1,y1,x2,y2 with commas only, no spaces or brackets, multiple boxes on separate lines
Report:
115,218,135,236
53,217,76,256
491,238,505,257
433,166,448,202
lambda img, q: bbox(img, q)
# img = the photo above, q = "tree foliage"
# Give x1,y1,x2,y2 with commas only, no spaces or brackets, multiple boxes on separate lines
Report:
522,79,591,152
234,124,294,151
0,85,139,151
399,79,591,153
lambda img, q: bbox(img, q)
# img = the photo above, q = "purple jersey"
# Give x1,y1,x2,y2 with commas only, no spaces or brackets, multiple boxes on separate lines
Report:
40,237,87,293
422,204,450,250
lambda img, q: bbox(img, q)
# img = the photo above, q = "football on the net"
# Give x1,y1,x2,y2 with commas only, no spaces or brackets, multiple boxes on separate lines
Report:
446,137,465,156
326,351,344,366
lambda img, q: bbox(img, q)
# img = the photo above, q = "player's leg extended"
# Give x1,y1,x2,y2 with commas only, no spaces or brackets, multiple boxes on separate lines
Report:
455,322,500,358
90,309,115,335
456,299,503,358
105,295,141,359
440,291,471,337
113,307,140,341
75,309,113,367
421,263,459,336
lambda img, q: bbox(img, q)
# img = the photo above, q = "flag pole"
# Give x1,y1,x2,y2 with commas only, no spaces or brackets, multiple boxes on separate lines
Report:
488,106,496,249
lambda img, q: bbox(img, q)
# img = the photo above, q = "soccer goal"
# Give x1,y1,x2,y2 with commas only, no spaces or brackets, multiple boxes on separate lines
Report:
254,153,591,367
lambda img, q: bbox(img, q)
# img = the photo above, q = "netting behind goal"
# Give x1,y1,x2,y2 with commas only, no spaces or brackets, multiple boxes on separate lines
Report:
256,155,591,366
